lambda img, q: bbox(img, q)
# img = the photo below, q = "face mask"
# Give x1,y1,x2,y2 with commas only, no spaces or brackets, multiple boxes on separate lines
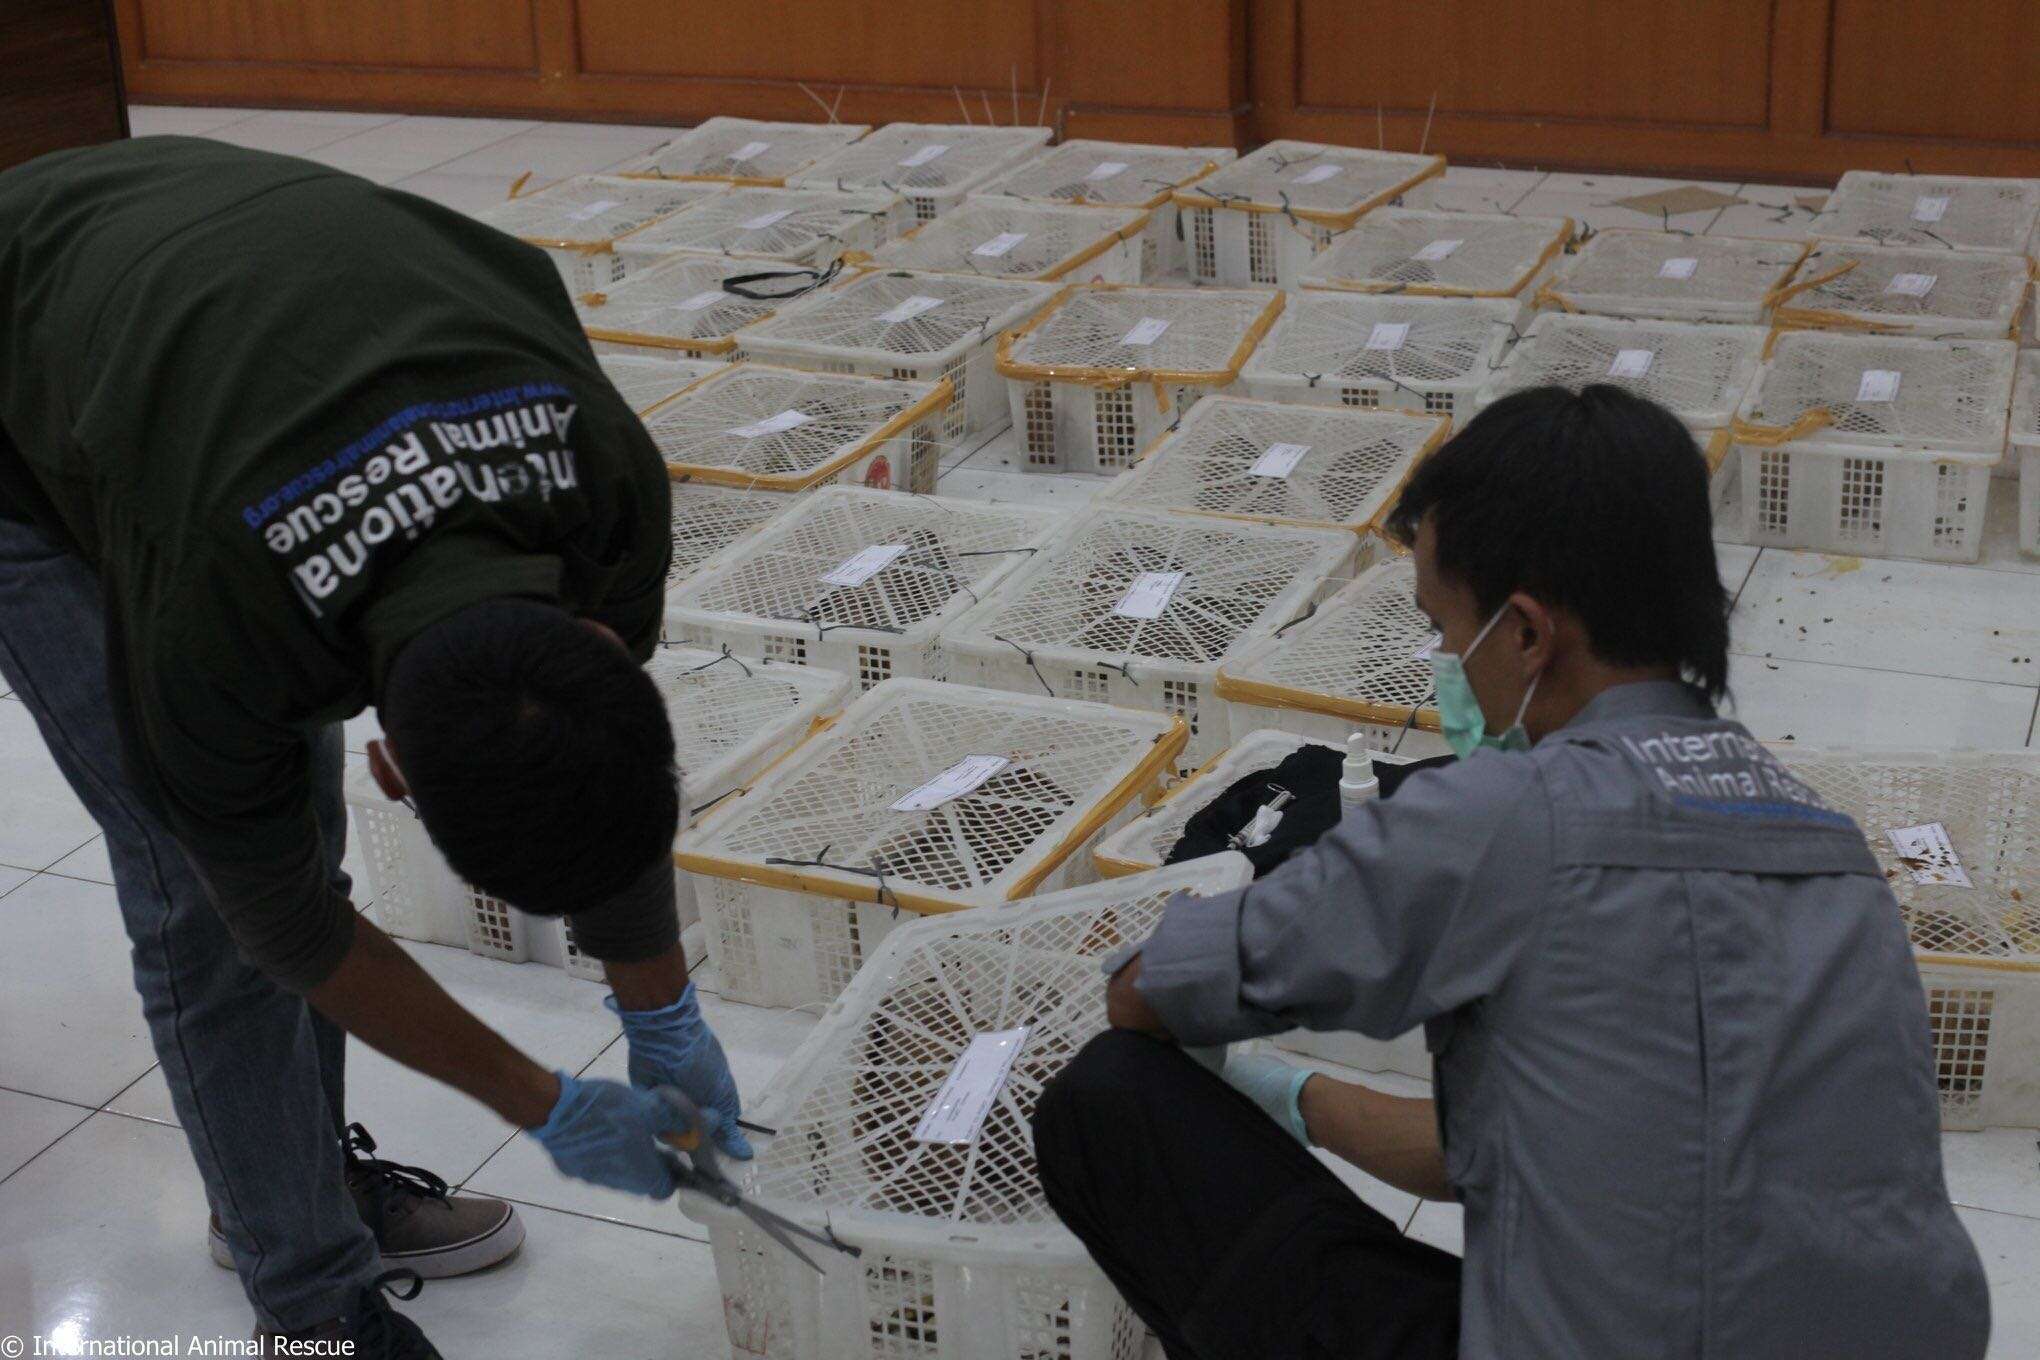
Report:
1427,604,1541,759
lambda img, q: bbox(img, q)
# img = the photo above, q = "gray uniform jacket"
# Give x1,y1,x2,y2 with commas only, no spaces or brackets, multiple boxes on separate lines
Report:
1131,681,1988,1359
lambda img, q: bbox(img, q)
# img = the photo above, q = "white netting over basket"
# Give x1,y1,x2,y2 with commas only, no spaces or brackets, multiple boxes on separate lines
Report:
1298,207,1574,324
613,116,871,185
790,123,1052,225
1810,172,2040,261
1768,746,2040,1129
664,486,1058,689
2007,350,2040,558
977,138,1235,279
1098,394,1446,535
1539,229,1807,324
868,200,1151,283
944,507,1357,769
472,176,724,292
595,354,716,414
1216,557,1449,756
576,253,787,361
612,186,905,270
677,677,1186,1007
641,363,950,494
1239,292,1513,429
741,269,1057,444
997,284,1285,474
683,855,1251,1360
1773,242,2030,341
1477,313,1768,432
665,482,798,594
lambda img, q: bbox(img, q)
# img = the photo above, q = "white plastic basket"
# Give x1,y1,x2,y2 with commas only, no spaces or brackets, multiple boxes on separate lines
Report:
472,175,725,294
1298,207,1574,329
576,253,791,362
1239,292,1513,430
1772,241,2030,342
612,186,907,274
1771,746,2040,1129
741,268,1059,444
867,199,1151,284
663,486,1059,690
1476,313,1767,434
977,138,1236,278
1538,229,1807,325
681,856,1252,1360
676,677,1186,1007
641,363,951,495
666,482,800,598
1216,558,1451,758
1173,140,1445,288
1096,393,1446,536
595,353,717,414
789,123,1053,228
2006,350,2040,558
611,116,871,186
1810,172,2040,263
943,507,1358,771
1729,332,2015,562
996,284,1285,474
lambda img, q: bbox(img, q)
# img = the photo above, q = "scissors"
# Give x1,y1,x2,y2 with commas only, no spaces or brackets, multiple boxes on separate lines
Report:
655,1087,861,1275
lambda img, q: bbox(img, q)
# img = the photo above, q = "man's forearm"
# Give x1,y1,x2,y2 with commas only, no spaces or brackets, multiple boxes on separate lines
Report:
603,940,692,1012
306,915,560,1129
1298,1075,1452,1201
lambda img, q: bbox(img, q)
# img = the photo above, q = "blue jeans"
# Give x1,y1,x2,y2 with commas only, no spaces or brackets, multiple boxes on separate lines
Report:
0,513,378,1331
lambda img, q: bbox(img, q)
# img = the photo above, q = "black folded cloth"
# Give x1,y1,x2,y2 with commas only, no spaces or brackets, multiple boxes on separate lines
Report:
1166,744,1454,877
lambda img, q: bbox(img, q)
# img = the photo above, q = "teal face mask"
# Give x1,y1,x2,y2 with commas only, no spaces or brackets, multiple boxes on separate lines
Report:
1427,604,1541,760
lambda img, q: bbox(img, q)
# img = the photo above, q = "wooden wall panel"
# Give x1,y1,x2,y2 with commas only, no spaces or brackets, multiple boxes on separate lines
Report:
3,0,127,172
1827,0,2040,144
133,0,537,72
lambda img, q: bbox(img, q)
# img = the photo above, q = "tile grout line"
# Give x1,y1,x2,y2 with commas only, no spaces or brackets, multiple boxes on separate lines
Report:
1722,645,2040,694
0,1101,100,1193
455,1031,627,1190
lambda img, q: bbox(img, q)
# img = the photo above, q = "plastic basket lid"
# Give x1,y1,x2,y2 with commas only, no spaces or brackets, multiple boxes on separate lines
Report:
665,485,1058,646
610,186,899,264
644,647,851,812
946,507,1354,673
1216,558,1440,732
577,254,784,356
1240,293,1513,394
641,364,947,490
1177,140,1443,226
790,123,1051,197
677,677,1185,911
999,285,1284,383
1773,746,2040,965
1543,229,1806,323
744,268,1056,368
1478,313,1767,432
1810,172,2040,259
726,855,1253,1240
2008,350,2040,452
1736,332,2016,457
1298,207,1573,297
1777,242,2029,337
473,175,723,249
977,138,1235,209
666,482,798,591
613,117,871,184
867,200,1149,281
595,354,716,414
1099,394,1445,533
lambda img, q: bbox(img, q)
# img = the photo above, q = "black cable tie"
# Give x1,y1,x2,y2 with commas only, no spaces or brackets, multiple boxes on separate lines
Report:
680,644,752,678
1274,600,1319,636
1304,372,1323,388
1920,228,1955,251
690,786,742,819
1102,658,1139,689
722,257,845,302
991,634,1054,696
1389,687,1433,756
954,546,1040,558
735,1118,778,1136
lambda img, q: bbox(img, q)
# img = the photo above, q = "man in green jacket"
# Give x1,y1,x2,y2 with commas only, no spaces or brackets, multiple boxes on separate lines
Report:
0,137,746,1358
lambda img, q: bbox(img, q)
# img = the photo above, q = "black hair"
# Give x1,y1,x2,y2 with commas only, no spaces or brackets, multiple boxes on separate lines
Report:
1384,384,1731,702
381,599,678,917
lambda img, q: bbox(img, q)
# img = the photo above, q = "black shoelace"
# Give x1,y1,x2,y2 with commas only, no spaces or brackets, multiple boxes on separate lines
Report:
349,1269,428,1358
344,1123,450,1209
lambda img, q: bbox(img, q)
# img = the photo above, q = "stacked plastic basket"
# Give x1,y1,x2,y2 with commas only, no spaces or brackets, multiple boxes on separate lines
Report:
614,116,871,185
473,174,723,293
790,123,1052,227
613,186,906,273
978,138,1236,278
595,353,715,414
1536,229,1807,325
867,199,1151,284
1240,292,1515,429
575,252,786,362
1299,207,1574,328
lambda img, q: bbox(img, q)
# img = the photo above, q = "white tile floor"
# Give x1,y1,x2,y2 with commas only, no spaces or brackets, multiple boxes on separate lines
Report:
1,107,2034,1356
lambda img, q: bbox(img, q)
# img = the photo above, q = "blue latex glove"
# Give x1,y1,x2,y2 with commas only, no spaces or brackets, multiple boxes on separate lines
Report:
606,985,752,1160
1222,1051,1315,1146
527,1071,694,1198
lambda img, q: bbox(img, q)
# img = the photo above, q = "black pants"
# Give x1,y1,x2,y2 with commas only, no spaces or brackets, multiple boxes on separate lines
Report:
1032,1030,1461,1360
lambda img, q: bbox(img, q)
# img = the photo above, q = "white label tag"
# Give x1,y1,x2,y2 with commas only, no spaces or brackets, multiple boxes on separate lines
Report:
820,543,909,588
1413,238,1463,262
972,231,1028,258
1412,631,1442,662
1885,272,1938,297
1856,369,1902,403
727,140,773,163
898,143,950,168
727,408,811,438
1120,317,1172,346
1608,348,1656,379
1658,256,1699,280
1250,442,1311,478
891,755,1011,813
1365,322,1410,351
913,1027,1030,1143
739,208,796,231
1886,823,1973,888
1116,570,1185,619
1085,160,1130,182
878,294,946,324
1912,194,1950,223
1292,164,1342,186
676,289,727,313
567,199,621,222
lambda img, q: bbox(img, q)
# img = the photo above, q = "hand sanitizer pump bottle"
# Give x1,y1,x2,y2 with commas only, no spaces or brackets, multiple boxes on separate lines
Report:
1339,733,1380,806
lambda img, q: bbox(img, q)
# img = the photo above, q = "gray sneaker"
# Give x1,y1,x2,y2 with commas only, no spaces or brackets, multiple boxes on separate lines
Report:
256,1270,442,1359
